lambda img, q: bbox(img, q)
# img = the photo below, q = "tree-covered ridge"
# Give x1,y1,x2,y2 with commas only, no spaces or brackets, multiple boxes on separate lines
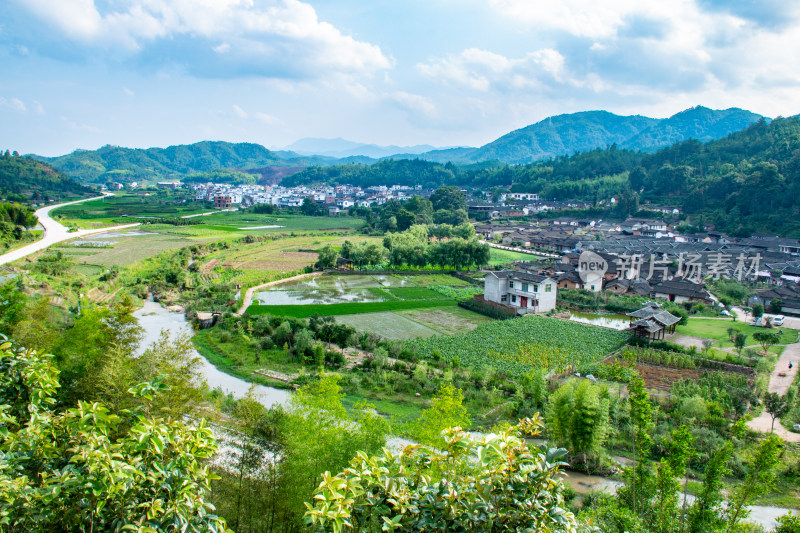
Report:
37,141,334,184
405,106,763,165
0,151,94,204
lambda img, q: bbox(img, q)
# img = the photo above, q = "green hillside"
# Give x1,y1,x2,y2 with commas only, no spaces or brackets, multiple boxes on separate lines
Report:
468,110,658,164
38,141,332,184
402,106,763,165
0,151,95,204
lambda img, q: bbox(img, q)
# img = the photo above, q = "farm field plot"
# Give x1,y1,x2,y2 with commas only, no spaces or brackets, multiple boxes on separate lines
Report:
200,212,365,232
334,312,440,339
62,231,206,267
409,315,630,376
247,299,457,318
399,306,491,335
333,307,491,340
249,272,477,318
52,194,210,228
208,235,369,276
488,247,542,265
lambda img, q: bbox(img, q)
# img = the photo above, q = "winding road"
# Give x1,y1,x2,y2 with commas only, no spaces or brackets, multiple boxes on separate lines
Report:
0,194,140,266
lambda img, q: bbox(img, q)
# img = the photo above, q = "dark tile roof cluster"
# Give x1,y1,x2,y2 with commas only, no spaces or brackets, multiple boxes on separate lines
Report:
650,279,712,300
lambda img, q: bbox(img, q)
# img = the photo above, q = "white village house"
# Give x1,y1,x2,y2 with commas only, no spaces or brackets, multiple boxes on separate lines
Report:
484,271,557,313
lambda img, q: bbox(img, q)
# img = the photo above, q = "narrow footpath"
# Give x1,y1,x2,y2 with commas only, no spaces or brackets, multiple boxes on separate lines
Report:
235,271,324,316
747,340,800,442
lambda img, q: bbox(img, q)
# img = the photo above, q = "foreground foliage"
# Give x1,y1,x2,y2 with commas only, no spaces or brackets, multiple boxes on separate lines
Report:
0,337,229,532
305,416,579,533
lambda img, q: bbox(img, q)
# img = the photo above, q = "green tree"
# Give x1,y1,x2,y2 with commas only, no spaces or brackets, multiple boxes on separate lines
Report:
752,331,781,354
626,374,653,516
429,185,467,212
316,244,338,270
305,417,578,533
280,374,389,532
407,382,470,447
0,338,229,532
547,379,610,471
763,392,790,432
734,333,747,355
752,303,764,318
724,433,784,532
688,440,734,533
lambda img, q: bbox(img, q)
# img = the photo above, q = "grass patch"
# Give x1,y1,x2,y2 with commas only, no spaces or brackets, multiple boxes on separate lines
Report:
342,392,425,421
334,312,440,339
193,328,304,378
488,247,544,265
677,318,798,346
399,307,492,336
384,286,443,300
246,299,457,318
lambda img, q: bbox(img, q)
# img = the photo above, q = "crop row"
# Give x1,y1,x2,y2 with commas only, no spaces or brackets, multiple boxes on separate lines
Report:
408,315,629,377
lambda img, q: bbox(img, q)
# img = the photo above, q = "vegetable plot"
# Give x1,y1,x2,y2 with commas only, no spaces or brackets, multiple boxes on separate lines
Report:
409,315,629,376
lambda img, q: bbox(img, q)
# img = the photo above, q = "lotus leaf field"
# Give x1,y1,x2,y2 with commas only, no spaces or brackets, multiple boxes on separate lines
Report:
408,315,630,376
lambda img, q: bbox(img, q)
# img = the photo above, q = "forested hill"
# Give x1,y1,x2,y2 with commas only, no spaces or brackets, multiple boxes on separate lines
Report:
287,117,800,237
0,151,95,204
37,141,333,185
406,106,764,164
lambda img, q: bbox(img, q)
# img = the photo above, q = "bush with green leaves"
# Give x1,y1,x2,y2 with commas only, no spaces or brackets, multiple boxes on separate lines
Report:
305,416,579,533
0,337,229,533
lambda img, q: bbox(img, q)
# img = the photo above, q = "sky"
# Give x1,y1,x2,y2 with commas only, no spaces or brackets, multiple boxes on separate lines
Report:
2,0,800,156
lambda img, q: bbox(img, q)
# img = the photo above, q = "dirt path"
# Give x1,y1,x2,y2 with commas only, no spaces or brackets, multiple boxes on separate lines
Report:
234,271,324,316
747,340,800,442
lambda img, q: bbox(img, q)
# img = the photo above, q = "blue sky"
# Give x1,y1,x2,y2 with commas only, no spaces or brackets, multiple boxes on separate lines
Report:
2,0,800,156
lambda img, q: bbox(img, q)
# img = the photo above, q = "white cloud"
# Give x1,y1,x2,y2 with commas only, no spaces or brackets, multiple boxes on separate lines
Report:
122,86,135,97
33,101,45,114
388,91,436,116
254,112,280,125
418,48,567,92
0,97,27,112
14,0,391,79
232,104,248,119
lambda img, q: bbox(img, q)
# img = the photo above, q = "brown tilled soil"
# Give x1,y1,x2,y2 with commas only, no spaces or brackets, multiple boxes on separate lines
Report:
631,362,704,391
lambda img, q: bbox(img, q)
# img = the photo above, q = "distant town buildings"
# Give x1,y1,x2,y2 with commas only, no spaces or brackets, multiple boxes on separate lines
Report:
190,183,424,210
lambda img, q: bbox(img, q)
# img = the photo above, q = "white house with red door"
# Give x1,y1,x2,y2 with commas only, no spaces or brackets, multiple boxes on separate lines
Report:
484,271,557,313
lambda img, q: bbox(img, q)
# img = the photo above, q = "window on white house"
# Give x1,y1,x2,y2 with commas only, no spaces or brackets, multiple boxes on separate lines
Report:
533,285,538,292
509,281,514,288
511,295,517,303
522,283,529,292
545,284,552,292
501,295,508,302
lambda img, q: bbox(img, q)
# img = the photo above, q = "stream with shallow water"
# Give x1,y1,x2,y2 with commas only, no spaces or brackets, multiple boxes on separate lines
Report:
133,300,795,530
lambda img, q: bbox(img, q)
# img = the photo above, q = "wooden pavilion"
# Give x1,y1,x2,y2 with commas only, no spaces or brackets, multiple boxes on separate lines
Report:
627,302,681,341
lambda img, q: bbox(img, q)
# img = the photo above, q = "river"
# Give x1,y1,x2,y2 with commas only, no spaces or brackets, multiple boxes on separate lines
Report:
133,300,795,530
133,299,290,407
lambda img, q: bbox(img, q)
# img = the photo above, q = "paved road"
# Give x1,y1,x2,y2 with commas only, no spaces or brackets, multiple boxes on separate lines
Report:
747,339,800,442
0,194,140,266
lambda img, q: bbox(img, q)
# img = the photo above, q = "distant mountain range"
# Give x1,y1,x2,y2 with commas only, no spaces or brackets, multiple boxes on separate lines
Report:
404,106,766,164
33,106,767,183
36,142,334,185
282,138,441,159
